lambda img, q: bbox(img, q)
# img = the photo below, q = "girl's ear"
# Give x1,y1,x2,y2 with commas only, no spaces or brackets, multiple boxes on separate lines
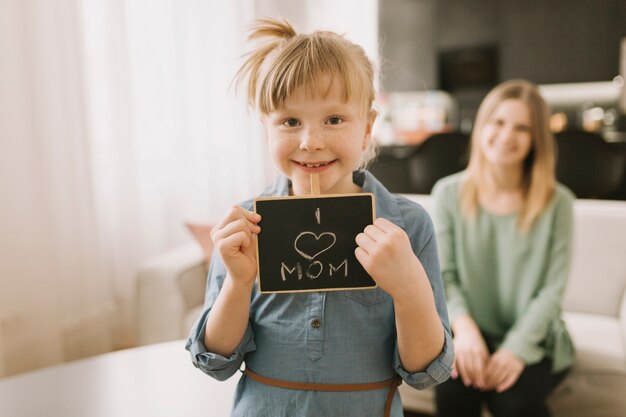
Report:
362,109,378,149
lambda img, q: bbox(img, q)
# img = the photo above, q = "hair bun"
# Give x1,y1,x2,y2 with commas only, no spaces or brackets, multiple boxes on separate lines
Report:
248,17,297,41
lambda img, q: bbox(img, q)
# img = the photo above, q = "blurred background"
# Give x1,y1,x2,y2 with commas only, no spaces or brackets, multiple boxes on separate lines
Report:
1,0,625,379
369,0,626,201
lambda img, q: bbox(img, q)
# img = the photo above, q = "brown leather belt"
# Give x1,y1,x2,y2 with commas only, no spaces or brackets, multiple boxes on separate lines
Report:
244,368,402,417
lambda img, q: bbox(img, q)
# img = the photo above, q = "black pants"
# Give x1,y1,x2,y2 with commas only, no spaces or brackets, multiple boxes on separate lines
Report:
435,358,569,417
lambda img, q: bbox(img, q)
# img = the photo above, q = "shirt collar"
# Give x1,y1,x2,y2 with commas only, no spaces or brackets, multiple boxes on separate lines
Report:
262,171,405,229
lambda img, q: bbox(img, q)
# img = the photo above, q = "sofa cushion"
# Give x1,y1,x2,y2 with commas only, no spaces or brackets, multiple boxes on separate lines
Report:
178,262,208,312
562,200,626,318
185,223,214,268
563,311,626,372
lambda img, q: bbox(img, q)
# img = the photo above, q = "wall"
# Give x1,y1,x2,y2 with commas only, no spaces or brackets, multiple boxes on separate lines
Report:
379,0,436,91
380,0,626,91
499,0,626,84
256,0,379,69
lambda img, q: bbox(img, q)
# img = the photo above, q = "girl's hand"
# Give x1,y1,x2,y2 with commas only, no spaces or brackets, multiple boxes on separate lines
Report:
451,315,490,389
211,206,261,287
483,349,524,392
354,218,423,300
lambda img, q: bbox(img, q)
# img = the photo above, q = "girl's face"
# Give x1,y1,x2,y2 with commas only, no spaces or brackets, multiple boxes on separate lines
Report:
264,82,375,196
479,99,533,169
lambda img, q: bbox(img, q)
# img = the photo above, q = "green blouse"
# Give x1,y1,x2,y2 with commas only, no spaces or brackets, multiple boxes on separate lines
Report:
432,172,575,372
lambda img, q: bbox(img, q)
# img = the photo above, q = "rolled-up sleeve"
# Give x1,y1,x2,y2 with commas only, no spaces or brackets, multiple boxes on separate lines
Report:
185,252,257,380
394,328,454,389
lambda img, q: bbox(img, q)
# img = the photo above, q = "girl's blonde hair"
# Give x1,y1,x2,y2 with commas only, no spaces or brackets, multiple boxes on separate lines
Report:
460,79,556,232
234,18,378,169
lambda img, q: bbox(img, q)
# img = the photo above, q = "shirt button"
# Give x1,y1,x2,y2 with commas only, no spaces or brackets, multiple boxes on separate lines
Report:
310,319,321,329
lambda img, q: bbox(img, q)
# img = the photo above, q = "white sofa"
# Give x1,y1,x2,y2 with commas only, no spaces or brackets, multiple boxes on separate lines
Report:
136,195,626,417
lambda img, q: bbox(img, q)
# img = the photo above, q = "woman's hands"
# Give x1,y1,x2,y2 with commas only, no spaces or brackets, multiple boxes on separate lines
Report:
211,206,261,287
451,315,490,388
452,315,524,392
354,218,423,300
483,349,524,392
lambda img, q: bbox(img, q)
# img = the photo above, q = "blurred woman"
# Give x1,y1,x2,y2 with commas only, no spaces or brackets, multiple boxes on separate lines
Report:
432,80,573,417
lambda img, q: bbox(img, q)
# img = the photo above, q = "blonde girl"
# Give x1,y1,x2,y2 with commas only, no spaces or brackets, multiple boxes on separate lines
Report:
186,18,453,417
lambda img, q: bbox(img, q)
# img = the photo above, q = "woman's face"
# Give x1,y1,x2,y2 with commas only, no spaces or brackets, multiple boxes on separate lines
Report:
479,99,533,169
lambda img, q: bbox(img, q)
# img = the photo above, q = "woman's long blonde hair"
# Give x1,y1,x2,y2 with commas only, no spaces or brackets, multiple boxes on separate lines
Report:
460,79,556,232
233,18,378,169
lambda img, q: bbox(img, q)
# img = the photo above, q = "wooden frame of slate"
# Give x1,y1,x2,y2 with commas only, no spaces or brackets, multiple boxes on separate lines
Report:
254,193,376,293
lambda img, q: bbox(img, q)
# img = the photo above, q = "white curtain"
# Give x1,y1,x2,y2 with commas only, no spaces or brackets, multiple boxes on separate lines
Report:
79,0,269,352
0,0,377,378
0,0,267,377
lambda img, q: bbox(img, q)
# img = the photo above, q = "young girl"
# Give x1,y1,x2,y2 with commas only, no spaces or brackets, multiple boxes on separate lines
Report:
432,80,573,417
185,18,453,417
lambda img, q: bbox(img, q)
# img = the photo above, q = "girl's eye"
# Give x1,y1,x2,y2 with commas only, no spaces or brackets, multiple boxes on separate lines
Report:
492,118,504,127
326,116,343,125
283,118,300,127
515,125,531,132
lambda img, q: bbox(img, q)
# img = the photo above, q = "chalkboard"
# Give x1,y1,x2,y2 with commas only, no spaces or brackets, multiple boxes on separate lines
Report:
254,193,376,293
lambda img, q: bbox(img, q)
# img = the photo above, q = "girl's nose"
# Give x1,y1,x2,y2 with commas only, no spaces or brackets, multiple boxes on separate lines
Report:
299,126,325,151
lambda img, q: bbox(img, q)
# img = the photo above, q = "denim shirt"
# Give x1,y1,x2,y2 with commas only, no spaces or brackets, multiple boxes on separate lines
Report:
186,171,453,417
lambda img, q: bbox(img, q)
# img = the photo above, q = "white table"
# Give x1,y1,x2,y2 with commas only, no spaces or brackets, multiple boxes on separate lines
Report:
0,340,239,417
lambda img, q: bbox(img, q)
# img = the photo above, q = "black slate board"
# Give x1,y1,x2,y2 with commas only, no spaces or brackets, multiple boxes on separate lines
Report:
254,193,376,293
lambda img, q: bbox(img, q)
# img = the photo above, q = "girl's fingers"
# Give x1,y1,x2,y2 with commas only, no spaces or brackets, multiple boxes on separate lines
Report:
214,211,260,241
237,206,262,224
235,206,261,233
355,232,377,254
372,217,395,232
219,230,252,253
213,206,244,231
363,223,386,242
214,206,261,236
213,218,252,243
354,246,368,266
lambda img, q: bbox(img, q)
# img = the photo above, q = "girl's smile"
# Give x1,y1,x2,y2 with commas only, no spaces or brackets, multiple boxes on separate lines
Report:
293,159,337,172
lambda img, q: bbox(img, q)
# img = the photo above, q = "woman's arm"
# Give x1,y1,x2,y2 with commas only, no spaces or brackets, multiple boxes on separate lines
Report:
431,180,470,322
431,180,490,387
499,193,574,362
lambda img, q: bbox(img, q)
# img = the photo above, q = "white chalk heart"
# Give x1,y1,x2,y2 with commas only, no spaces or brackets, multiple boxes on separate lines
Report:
294,232,337,261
